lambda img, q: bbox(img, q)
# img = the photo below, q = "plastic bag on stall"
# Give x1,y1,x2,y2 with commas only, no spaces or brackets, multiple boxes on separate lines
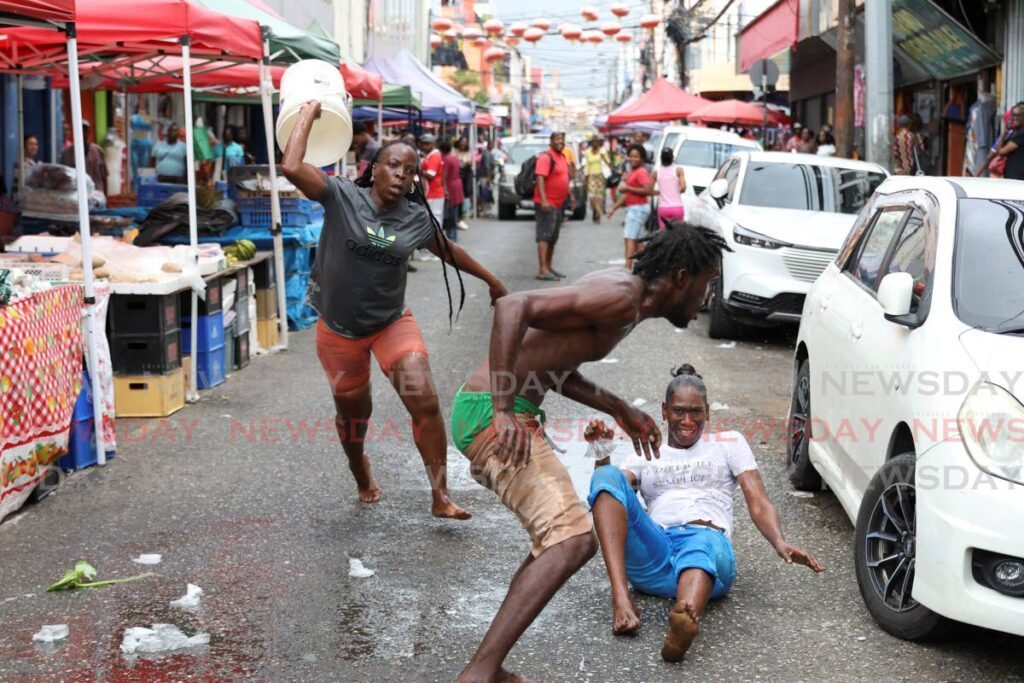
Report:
21,163,106,215
55,235,207,296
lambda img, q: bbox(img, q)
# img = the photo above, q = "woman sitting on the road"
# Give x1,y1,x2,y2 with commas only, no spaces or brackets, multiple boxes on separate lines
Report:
587,364,824,663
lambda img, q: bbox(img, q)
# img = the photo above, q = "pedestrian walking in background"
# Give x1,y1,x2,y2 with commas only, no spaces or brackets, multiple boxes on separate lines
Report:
352,122,381,177
654,147,686,229
992,104,1024,180
795,127,817,154
607,144,654,269
148,123,187,185
784,123,803,152
440,139,463,243
583,137,610,224
534,131,574,281
893,115,920,175
971,104,1022,178
456,136,472,230
62,121,108,195
815,131,836,156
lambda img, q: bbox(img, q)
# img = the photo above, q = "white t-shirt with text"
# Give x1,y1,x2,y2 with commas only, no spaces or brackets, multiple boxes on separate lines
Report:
619,431,758,538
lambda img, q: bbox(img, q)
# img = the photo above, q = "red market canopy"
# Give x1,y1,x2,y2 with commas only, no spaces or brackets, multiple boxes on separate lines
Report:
341,61,382,101
688,99,766,127
607,78,712,125
474,111,496,127
0,0,264,75
0,0,75,24
750,102,792,127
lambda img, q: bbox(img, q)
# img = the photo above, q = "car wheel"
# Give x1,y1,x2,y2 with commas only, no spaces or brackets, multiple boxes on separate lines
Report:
707,278,743,339
854,454,953,641
787,358,822,490
498,203,516,220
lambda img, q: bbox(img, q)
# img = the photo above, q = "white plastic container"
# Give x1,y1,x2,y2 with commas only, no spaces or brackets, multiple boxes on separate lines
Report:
275,59,353,168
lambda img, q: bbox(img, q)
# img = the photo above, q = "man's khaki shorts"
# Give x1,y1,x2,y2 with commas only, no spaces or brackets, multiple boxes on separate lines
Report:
464,413,593,557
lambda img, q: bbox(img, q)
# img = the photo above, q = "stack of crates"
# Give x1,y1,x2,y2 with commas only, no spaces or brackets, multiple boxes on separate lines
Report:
237,194,324,228
136,180,188,208
180,276,226,389
254,258,280,349
231,267,252,370
109,293,185,417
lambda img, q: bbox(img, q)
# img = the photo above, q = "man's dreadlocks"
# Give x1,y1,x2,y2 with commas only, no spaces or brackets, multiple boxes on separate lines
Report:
355,140,465,328
631,222,732,282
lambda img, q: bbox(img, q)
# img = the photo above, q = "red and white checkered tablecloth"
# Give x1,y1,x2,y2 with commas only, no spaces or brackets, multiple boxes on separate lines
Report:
0,285,83,522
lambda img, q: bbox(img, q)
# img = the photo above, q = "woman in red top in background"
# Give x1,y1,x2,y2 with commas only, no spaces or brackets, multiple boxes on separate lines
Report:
608,144,655,269
440,139,464,242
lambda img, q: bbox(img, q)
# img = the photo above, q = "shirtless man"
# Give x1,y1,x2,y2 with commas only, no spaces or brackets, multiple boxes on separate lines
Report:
450,225,731,682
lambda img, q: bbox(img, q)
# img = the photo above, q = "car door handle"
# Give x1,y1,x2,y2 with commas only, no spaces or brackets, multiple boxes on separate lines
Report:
851,322,863,339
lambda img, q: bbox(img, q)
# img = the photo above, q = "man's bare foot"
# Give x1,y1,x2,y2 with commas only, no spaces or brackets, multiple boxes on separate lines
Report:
496,668,532,682
357,482,382,503
432,493,472,520
611,594,641,636
661,601,700,662
457,666,530,683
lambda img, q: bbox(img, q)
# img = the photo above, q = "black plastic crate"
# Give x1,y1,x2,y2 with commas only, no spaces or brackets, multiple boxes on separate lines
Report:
110,293,180,337
234,331,250,370
252,258,275,289
111,330,181,375
180,276,223,315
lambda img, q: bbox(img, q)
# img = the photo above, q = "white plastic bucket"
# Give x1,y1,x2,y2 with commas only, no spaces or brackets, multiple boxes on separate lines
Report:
275,59,353,168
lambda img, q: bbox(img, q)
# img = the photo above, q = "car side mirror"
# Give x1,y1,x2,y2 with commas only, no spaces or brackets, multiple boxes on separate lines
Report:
708,178,729,208
878,272,921,328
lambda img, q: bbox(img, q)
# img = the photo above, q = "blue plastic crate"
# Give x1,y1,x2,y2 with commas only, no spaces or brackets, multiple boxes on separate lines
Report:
137,182,187,207
192,347,226,389
59,419,116,471
180,311,225,354
72,371,92,421
236,196,318,213
239,203,323,228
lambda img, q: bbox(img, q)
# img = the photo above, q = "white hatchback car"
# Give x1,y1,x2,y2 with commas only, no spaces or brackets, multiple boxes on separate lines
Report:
690,151,888,338
789,175,1024,640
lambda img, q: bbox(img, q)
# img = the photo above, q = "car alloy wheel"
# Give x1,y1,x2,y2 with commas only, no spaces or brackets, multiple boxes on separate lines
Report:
786,358,821,490
864,481,918,612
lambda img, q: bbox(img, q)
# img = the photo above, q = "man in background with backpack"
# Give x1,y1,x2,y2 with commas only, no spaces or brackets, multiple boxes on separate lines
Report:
532,132,575,281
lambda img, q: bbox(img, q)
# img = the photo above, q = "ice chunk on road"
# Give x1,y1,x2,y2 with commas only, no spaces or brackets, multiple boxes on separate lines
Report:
349,558,375,578
631,398,647,407
131,554,162,565
33,625,69,643
710,401,729,411
120,624,209,655
716,341,737,349
169,583,203,610
598,358,620,364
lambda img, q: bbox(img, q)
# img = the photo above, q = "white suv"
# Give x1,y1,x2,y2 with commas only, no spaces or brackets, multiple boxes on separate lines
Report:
690,151,887,338
789,175,1024,641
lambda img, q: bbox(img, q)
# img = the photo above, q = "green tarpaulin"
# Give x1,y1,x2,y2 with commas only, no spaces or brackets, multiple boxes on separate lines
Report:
354,84,421,111
192,0,339,63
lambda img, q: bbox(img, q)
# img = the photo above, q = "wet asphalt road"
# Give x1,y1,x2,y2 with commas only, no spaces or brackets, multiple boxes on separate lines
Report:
1,213,1022,682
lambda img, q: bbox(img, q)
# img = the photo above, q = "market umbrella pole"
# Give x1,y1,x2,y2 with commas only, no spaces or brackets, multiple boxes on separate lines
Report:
377,99,383,143
66,23,108,464
17,75,24,198
259,35,288,350
182,37,200,401
470,105,477,220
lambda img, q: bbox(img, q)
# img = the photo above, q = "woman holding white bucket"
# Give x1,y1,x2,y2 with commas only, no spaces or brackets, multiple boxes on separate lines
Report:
282,99,507,520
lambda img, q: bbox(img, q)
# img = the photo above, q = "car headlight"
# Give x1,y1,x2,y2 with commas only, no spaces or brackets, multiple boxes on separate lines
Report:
958,382,1024,485
732,225,791,250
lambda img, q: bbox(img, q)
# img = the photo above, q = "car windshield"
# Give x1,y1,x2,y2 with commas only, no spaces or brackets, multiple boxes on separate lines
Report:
953,198,1024,333
738,162,886,214
675,140,750,168
508,143,549,164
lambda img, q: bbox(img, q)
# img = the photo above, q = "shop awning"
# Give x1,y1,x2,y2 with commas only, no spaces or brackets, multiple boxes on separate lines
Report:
341,61,382,101
607,77,712,125
353,83,420,110
891,0,1001,81
474,111,495,127
0,0,74,24
364,49,473,123
738,0,797,73
191,0,339,64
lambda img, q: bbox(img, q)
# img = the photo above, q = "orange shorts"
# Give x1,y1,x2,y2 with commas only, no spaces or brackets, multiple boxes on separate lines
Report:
316,310,428,394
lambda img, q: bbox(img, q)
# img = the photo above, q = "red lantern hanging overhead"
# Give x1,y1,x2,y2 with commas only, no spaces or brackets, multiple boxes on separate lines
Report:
561,24,583,41
601,22,621,36
473,36,489,47
614,32,632,43
531,18,551,31
583,29,604,44
432,16,453,32
509,22,528,36
430,33,443,48
523,27,545,43
610,3,629,18
504,34,521,47
581,5,599,21
484,47,506,63
483,18,504,36
640,13,660,29
444,27,460,40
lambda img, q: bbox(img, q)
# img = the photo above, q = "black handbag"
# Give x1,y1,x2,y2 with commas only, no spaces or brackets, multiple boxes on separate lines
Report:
605,171,622,189
644,199,659,234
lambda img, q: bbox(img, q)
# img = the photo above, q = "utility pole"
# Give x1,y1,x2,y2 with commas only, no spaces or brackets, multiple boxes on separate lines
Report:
510,49,521,137
835,0,855,158
864,0,893,169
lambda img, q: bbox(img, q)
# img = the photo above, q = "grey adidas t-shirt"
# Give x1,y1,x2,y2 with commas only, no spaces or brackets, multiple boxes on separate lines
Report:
308,175,436,338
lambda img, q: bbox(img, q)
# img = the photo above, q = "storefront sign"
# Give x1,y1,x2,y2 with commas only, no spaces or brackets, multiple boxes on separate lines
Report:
892,0,1000,81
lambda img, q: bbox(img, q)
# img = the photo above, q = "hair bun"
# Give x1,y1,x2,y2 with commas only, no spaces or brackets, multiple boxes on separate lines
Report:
671,363,701,379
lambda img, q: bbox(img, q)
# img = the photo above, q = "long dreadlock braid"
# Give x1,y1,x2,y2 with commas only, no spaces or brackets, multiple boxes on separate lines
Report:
355,141,466,329
631,222,732,282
